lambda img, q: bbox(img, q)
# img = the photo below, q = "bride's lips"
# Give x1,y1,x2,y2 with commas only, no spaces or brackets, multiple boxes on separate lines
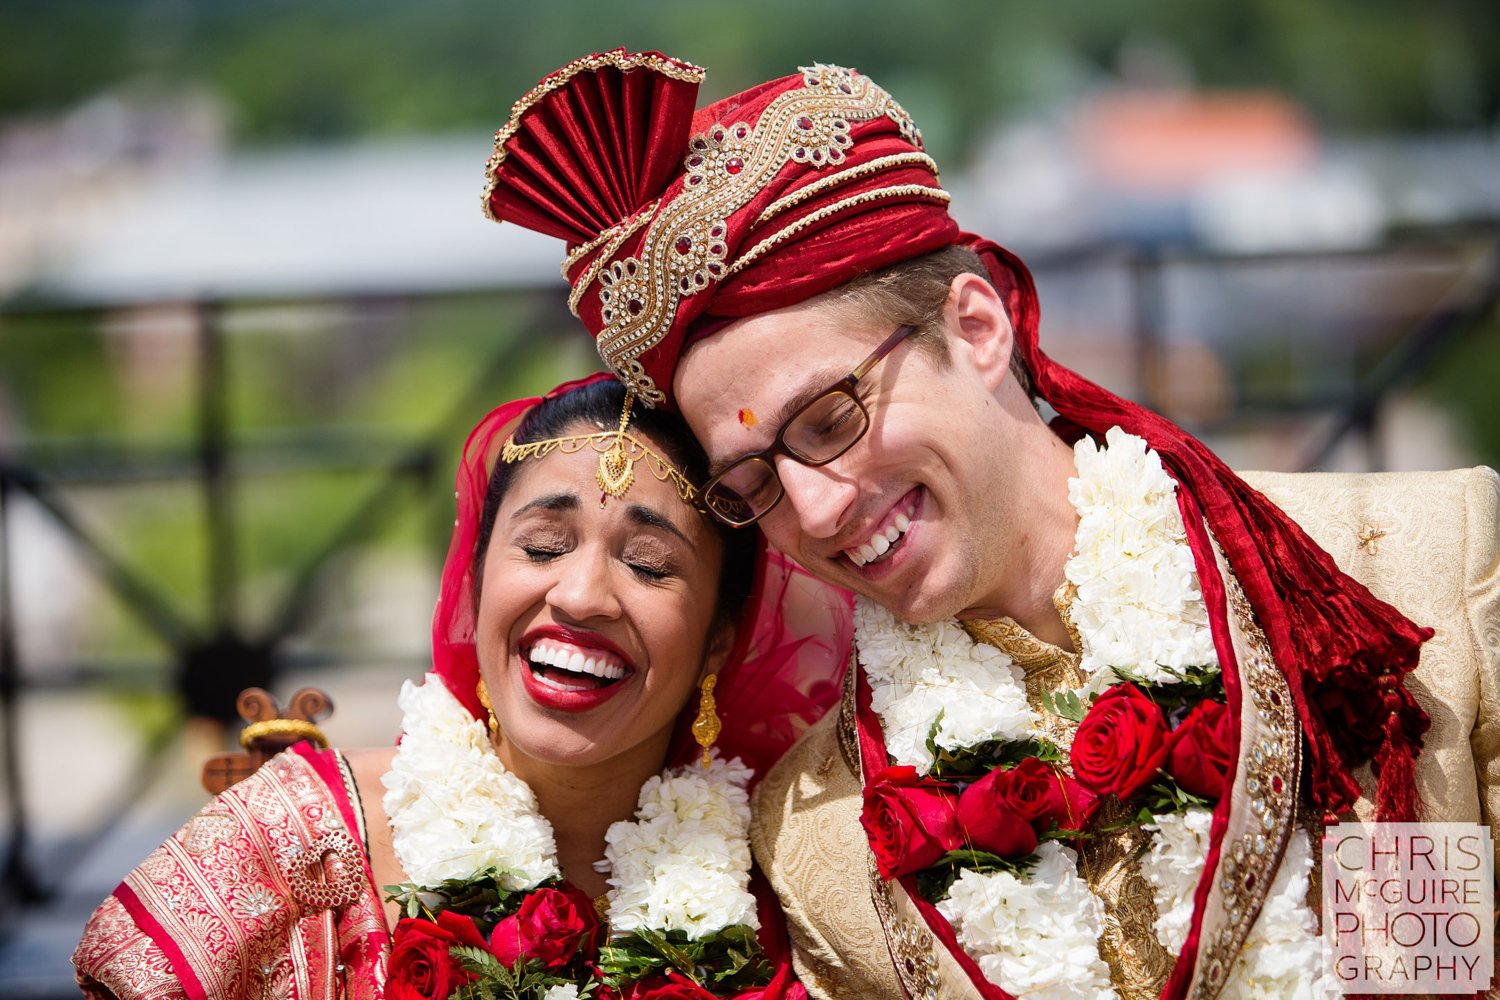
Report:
517,624,635,713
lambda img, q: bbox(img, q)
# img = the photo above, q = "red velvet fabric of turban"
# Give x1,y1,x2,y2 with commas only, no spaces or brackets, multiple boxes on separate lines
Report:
484,50,1432,826
485,49,955,408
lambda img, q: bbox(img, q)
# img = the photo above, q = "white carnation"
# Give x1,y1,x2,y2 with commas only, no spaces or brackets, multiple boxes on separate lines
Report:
1141,806,1214,953
382,676,559,890
856,599,1034,773
1066,427,1218,684
541,987,581,1000
601,752,759,939
936,843,1114,999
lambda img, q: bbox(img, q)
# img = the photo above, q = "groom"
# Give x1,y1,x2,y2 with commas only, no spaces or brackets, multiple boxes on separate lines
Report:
484,51,1499,998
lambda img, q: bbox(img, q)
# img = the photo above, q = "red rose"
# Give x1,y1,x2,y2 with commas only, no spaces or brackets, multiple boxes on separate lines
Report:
860,765,962,879
489,885,599,970
954,769,1037,857
1070,684,1171,801
1166,699,1235,800
623,972,717,999
388,910,488,1000
961,757,1098,839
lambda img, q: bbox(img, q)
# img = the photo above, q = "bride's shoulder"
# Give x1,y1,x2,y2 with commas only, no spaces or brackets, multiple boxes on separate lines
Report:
341,746,397,792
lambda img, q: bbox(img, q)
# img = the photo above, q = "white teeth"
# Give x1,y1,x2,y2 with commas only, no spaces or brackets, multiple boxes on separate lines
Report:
845,505,917,568
527,639,626,681
535,671,589,691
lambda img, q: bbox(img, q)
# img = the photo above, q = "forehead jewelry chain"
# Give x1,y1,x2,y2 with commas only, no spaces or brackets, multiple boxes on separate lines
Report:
596,388,638,505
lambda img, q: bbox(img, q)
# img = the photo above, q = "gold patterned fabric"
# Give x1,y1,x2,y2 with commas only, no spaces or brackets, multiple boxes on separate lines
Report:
751,467,1500,1000
73,746,390,1000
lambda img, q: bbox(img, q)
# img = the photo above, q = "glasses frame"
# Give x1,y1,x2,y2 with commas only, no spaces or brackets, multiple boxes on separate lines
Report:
702,323,917,527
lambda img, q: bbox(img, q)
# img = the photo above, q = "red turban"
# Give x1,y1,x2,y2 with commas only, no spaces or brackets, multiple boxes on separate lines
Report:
484,50,955,408
484,50,1431,824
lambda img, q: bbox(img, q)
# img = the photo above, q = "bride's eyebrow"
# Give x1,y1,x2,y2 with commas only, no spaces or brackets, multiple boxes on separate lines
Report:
514,491,579,516
625,504,689,543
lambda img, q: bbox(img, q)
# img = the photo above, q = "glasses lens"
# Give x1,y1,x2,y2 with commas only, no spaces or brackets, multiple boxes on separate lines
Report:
784,388,867,463
705,456,781,525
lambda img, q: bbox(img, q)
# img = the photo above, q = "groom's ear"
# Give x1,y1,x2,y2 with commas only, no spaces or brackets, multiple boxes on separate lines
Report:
948,273,1015,393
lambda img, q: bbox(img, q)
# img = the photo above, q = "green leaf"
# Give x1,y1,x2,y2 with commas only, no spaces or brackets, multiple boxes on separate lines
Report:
384,870,559,937
915,846,1040,904
1136,775,1213,818
924,737,1061,779
1109,664,1224,707
923,709,946,766
1040,688,1088,723
448,945,601,1000
601,925,773,993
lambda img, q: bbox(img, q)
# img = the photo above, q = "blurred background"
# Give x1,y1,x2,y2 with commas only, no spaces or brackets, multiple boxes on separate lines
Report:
1,1,1497,993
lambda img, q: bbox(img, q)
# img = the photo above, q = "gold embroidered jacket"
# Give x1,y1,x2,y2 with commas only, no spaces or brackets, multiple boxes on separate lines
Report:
751,467,1500,999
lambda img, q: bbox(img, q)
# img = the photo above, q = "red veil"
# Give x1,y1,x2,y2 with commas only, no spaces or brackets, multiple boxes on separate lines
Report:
426,372,853,780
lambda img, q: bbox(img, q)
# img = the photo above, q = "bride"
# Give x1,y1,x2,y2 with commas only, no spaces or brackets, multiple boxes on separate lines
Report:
73,374,851,1000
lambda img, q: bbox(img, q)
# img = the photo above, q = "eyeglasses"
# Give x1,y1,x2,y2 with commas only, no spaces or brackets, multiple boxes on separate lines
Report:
701,324,917,527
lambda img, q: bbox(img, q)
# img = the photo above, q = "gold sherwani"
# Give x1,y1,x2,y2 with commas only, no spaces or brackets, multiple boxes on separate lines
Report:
751,467,1500,999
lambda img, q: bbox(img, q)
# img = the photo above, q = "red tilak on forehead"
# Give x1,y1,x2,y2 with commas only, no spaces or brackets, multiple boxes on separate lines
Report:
738,408,758,428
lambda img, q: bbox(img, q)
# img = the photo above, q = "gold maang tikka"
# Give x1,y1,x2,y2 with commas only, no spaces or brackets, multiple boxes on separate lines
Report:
595,388,638,503
499,387,703,509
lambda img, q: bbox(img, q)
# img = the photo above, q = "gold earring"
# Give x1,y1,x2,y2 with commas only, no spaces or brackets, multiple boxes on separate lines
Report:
475,678,499,737
691,674,721,769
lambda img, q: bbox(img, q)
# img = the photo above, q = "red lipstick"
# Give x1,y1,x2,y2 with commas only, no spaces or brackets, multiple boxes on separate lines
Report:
517,625,634,714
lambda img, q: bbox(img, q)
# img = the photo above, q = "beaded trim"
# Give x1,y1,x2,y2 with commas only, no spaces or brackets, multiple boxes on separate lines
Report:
568,209,658,319
754,151,940,225
1187,571,1301,999
726,184,951,280
561,199,661,282
482,51,706,222
869,848,942,999
583,62,921,405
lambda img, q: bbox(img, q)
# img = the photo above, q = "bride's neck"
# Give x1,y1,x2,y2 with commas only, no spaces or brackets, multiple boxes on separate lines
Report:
497,739,668,899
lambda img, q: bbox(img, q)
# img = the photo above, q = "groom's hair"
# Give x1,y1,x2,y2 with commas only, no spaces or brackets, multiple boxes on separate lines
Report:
825,245,1035,400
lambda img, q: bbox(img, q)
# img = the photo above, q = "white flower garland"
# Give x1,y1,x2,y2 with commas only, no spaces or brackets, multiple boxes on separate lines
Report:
855,427,1323,998
856,600,1034,773
1141,806,1215,954
936,843,1114,1000
600,753,760,939
383,676,559,890
383,675,757,939
1066,426,1219,688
